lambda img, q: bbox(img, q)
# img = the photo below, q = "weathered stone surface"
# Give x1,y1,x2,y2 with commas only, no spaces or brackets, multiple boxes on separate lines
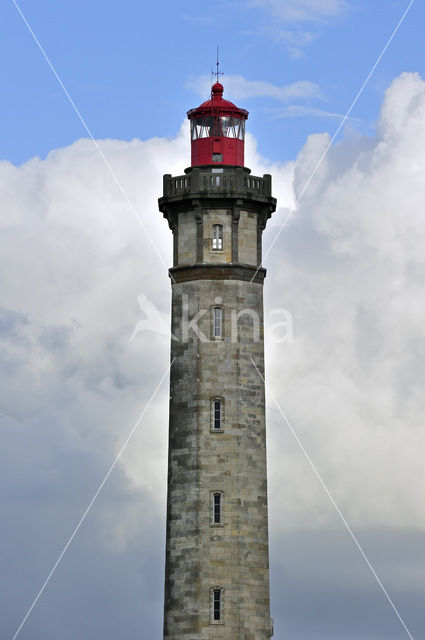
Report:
238,211,257,266
178,211,197,265
202,209,232,263
169,264,266,285
160,165,276,640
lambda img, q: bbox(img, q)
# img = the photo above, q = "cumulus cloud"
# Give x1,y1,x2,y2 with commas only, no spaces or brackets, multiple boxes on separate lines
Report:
266,72,425,534
2,72,425,638
0,125,190,637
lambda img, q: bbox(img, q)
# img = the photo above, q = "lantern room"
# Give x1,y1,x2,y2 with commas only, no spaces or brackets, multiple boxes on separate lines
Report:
187,82,249,167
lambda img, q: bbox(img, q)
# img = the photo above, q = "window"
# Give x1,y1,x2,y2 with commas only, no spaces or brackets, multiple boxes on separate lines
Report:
213,589,221,621
210,587,224,624
191,116,214,139
213,398,222,430
212,153,223,163
212,224,223,251
213,493,221,524
213,307,222,338
190,116,245,141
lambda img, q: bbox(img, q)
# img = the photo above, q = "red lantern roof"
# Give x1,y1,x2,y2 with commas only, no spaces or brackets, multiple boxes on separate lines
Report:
188,82,249,117
187,83,249,167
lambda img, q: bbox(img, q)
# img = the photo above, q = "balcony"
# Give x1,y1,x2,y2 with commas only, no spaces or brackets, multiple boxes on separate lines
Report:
162,166,272,199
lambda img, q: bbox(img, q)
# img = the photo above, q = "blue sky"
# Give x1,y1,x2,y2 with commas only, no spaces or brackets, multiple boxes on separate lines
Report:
2,2,425,640
1,0,424,165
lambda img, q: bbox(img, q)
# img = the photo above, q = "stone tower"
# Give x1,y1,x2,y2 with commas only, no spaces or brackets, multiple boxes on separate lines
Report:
159,81,276,640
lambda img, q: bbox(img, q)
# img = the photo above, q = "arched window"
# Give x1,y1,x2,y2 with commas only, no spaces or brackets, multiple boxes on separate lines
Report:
212,224,223,250
213,493,222,524
213,307,223,338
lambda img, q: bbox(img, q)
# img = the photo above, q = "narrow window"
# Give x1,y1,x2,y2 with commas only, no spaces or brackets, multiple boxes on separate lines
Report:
213,493,221,524
213,589,221,621
213,399,222,430
212,224,223,251
213,307,222,338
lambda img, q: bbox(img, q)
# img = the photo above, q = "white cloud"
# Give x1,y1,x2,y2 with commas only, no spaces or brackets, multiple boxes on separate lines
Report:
246,0,348,56
266,72,425,533
186,73,322,103
248,0,348,23
256,25,318,58
270,104,369,122
187,74,364,124
0,124,190,554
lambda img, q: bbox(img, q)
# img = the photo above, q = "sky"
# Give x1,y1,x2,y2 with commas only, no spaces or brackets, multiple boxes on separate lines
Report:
1,1,425,639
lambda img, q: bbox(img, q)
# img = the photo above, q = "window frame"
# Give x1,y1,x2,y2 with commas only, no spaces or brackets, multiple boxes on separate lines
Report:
212,397,223,431
212,306,223,339
212,224,223,251
210,587,224,624
213,588,221,620
213,492,222,524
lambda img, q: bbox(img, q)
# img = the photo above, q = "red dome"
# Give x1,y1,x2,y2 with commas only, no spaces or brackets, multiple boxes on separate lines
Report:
187,83,248,167
212,82,223,94
189,83,248,117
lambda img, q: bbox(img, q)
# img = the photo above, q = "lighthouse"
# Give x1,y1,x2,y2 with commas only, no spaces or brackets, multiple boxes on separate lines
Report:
159,80,276,639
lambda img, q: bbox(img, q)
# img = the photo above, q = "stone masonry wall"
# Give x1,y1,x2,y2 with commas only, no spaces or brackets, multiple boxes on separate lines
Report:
178,211,197,265
164,279,271,640
202,209,232,264
238,211,257,266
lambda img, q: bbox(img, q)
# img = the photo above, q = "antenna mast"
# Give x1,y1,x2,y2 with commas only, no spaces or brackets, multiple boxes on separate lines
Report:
214,45,224,84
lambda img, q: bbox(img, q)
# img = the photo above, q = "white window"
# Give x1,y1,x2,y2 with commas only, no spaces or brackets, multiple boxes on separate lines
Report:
213,307,222,338
213,493,222,524
212,224,223,251
213,398,222,430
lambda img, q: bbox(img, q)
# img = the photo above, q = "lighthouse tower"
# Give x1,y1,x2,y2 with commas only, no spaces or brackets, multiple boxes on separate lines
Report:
159,80,276,640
